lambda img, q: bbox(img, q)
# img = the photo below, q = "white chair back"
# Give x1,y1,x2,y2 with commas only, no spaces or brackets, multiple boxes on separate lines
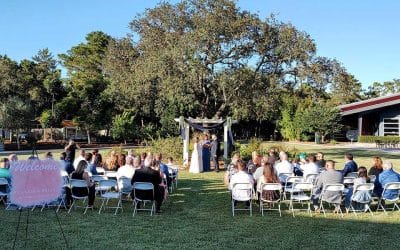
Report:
343,177,355,185
96,167,105,175
118,177,133,193
354,183,374,192
304,173,318,183
292,182,314,191
369,175,376,183
98,179,117,190
262,183,282,191
278,172,292,182
105,171,118,179
232,182,253,201
383,182,400,190
324,183,345,192
92,175,108,183
133,182,154,191
70,179,88,188
347,172,358,178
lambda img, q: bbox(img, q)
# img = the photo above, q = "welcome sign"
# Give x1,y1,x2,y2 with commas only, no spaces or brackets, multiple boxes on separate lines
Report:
10,159,63,207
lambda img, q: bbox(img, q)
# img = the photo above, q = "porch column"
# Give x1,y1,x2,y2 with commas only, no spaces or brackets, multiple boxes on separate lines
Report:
358,115,363,136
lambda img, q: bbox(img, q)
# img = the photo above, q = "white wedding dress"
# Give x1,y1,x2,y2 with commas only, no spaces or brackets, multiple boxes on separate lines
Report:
189,142,203,173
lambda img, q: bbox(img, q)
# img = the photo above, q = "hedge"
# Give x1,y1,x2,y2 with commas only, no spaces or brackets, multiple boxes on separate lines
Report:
358,135,400,143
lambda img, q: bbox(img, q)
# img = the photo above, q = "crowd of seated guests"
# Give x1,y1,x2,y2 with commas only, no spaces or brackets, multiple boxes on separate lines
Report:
226,150,400,213
0,143,178,214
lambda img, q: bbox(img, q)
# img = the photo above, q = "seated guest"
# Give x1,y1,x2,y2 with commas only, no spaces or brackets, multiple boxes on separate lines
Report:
85,153,97,175
140,152,147,168
312,160,344,212
369,156,383,176
117,156,136,179
257,162,280,201
131,159,165,213
300,155,320,178
60,152,74,175
166,157,174,166
274,152,293,182
143,152,153,168
92,153,104,171
341,153,358,177
229,160,254,207
73,149,86,169
67,160,96,207
126,149,134,162
374,161,400,199
105,150,119,171
45,152,53,160
267,149,277,165
345,166,371,209
117,154,126,170
0,158,10,179
8,154,18,162
253,156,269,182
156,153,171,188
246,151,261,174
315,152,326,171
133,156,142,169
224,153,240,185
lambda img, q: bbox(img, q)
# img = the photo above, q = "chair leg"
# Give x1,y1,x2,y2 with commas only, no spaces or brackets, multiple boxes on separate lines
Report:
278,203,282,217
232,200,235,217
68,200,75,214
132,200,137,217
99,199,106,214
250,201,252,216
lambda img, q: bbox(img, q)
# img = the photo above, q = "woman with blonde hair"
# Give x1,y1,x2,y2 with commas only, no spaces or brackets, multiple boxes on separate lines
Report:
368,156,383,176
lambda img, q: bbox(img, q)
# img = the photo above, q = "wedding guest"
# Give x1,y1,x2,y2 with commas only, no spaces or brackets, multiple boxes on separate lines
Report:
374,161,400,199
117,154,126,170
345,166,371,209
73,149,86,169
67,160,96,207
210,134,220,172
65,139,80,164
156,153,171,188
246,151,261,174
316,152,326,170
45,152,53,159
300,154,320,178
342,153,358,176
133,156,142,169
85,153,97,175
8,154,18,162
229,160,254,207
131,159,165,213
60,152,74,174
312,160,344,213
369,156,383,176
0,158,10,179
257,163,280,201
92,153,104,171
274,152,293,182
105,150,119,171
140,152,147,167
117,156,136,179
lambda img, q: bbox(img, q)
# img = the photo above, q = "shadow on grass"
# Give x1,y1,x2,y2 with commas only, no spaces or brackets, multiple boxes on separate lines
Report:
1,172,400,249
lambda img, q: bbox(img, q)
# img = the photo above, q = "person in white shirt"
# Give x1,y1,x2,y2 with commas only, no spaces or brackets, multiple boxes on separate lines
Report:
73,149,86,169
300,154,320,179
274,152,293,182
117,156,136,179
229,160,254,207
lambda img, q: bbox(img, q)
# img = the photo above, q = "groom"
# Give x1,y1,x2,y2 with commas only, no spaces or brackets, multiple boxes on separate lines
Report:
210,134,220,172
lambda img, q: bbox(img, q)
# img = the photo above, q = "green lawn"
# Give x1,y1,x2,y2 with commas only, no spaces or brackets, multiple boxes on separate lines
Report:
1,144,400,249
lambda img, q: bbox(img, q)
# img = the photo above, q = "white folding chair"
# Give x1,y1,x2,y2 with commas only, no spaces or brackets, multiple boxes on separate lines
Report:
68,179,91,214
283,176,303,200
289,182,314,217
278,172,293,184
96,167,105,175
105,171,118,179
319,184,345,217
231,183,253,216
348,183,374,216
304,173,318,185
343,177,355,195
377,182,400,214
369,175,376,183
118,177,133,202
98,179,122,215
132,182,156,216
259,183,282,217
346,172,358,178
93,175,109,193
0,178,10,209
168,166,179,192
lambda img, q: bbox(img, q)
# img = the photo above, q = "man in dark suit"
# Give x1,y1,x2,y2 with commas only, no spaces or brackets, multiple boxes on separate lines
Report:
341,153,358,177
131,161,165,213
210,134,220,172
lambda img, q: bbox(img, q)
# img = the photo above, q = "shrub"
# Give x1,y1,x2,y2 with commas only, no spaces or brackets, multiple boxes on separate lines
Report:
358,136,400,143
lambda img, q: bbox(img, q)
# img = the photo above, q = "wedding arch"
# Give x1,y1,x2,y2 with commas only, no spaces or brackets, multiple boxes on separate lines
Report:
174,116,237,165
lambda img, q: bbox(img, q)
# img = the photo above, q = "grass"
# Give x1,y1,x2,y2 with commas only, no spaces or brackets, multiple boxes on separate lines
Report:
1,143,400,249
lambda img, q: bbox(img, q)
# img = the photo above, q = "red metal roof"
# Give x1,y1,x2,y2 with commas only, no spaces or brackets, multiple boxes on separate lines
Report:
339,93,400,115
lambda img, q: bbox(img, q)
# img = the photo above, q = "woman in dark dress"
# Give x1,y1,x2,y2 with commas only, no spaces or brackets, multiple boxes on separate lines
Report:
368,156,383,176
201,134,211,172
68,160,96,207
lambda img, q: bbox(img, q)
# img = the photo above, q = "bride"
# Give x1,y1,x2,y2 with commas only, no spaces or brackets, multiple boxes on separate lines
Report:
189,137,203,173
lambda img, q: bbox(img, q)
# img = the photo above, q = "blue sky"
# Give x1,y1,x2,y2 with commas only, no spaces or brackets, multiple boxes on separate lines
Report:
1,0,399,88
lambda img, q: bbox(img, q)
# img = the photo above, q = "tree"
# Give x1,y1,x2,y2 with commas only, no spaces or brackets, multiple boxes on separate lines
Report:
302,103,343,143
111,111,140,144
59,31,113,144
